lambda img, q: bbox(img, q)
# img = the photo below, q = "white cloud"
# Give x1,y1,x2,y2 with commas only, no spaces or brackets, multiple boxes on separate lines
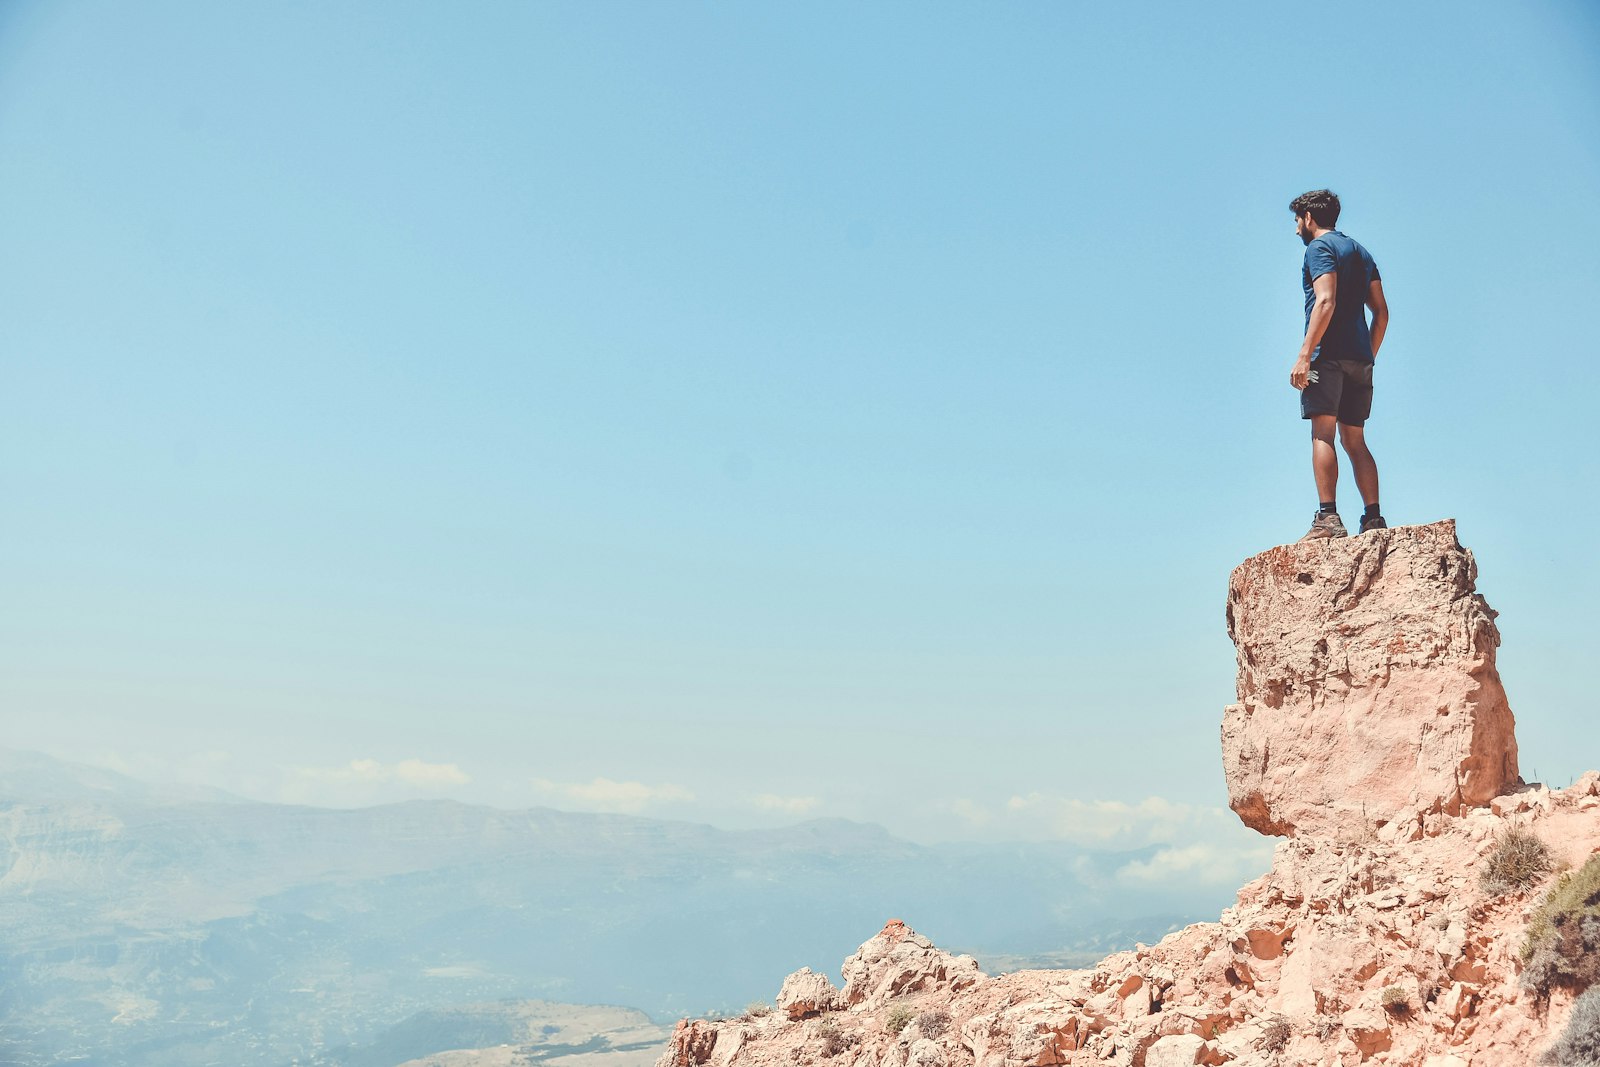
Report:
297,759,381,783
943,790,1275,888
531,776,694,814
1115,841,1274,887
296,758,469,788
961,793,1234,848
752,793,821,816
393,759,470,786
948,798,992,828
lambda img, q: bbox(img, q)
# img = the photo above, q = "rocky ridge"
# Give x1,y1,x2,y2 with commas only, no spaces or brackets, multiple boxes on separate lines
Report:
656,522,1597,1067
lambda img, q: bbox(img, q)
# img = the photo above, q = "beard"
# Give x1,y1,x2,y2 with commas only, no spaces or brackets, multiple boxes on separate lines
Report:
1299,225,1314,246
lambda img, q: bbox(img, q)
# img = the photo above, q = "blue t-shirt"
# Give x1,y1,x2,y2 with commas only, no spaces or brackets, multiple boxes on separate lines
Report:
1302,231,1381,363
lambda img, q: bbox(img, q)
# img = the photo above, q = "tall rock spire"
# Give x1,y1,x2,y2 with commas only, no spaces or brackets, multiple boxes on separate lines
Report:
1221,520,1520,839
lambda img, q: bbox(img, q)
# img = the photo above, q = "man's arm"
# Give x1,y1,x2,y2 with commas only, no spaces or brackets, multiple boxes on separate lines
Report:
1366,278,1389,358
1292,272,1336,390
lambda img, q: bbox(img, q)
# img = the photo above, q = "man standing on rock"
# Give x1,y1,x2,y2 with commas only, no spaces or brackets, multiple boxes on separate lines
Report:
1289,189,1389,541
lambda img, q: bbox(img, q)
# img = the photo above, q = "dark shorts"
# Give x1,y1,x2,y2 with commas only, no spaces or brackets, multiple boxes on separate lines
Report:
1300,359,1374,425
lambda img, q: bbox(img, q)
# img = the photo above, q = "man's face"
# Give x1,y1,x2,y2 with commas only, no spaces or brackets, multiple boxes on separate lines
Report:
1295,213,1315,246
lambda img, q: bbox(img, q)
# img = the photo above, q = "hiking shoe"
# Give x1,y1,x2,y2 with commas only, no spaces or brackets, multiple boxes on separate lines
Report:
1359,513,1388,534
1299,511,1348,541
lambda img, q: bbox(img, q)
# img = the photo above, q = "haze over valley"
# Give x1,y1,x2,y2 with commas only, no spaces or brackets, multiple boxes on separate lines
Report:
0,749,1252,1067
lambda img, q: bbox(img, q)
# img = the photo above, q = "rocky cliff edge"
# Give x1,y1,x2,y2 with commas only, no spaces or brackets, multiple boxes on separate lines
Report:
656,522,1598,1067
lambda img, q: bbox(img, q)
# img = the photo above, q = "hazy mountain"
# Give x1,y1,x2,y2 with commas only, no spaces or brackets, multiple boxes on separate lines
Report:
0,750,1214,1067
0,748,245,807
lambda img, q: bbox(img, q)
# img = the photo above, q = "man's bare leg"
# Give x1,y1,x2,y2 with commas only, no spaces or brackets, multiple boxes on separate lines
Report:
1338,422,1380,507
1310,414,1339,504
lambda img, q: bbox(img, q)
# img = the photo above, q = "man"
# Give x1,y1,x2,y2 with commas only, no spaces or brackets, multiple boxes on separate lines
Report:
1289,189,1389,541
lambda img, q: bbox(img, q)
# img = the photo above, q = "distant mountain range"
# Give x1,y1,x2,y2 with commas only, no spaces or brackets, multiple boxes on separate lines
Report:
0,748,1219,1067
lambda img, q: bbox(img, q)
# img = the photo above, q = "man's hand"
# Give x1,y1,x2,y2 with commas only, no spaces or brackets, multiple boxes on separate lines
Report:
1291,356,1312,391
1366,278,1388,359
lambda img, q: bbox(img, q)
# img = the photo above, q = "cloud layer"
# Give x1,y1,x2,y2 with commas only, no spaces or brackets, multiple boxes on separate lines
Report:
297,758,470,787
949,791,1274,887
752,793,821,816
530,776,695,814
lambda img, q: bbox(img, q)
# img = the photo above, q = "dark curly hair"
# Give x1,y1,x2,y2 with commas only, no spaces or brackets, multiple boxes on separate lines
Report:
1289,189,1341,228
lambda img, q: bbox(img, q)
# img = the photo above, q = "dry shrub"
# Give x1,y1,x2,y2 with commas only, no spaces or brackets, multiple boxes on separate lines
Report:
1522,856,1600,999
814,1015,859,1057
1313,1014,1340,1041
1259,1015,1291,1052
1539,984,1600,1065
916,1009,952,1039
1480,825,1555,895
883,1004,916,1035
1380,985,1412,1017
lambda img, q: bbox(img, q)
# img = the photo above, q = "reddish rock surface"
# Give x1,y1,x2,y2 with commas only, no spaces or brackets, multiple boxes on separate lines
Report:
1222,520,1519,839
841,920,983,1007
654,522,1593,1067
778,967,844,1020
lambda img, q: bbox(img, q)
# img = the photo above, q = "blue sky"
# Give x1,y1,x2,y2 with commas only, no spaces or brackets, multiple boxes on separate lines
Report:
2,1,1595,871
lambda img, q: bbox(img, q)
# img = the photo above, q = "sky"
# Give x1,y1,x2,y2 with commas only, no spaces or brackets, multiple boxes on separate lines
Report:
2,0,1597,875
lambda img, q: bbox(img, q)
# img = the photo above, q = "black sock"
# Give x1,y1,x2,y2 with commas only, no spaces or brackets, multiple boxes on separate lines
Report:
1318,501,1338,515
1364,502,1382,518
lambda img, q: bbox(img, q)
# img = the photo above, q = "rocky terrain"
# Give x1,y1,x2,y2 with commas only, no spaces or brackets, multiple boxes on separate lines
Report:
656,521,1599,1067
0,758,1224,1067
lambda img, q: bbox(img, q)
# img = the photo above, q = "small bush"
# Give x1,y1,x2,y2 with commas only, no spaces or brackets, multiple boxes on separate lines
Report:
1522,856,1600,999
1380,985,1411,1017
814,1015,859,1057
743,1001,773,1019
1259,1016,1291,1052
1539,985,1600,1065
885,1004,915,1035
915,1009,951,1040
1312,1015,1340,1041
1480,826,1555,895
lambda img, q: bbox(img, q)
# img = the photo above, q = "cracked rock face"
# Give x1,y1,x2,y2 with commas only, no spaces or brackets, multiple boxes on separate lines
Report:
777,967,842,1020
841,920,983,1007
1221,520,1519,839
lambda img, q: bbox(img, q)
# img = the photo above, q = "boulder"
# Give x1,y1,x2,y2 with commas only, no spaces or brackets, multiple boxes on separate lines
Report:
1142,1033,1224,1066
775,967,841,1020
1221,520,1519,838
839,919,983,1007
659,1019,719,1067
